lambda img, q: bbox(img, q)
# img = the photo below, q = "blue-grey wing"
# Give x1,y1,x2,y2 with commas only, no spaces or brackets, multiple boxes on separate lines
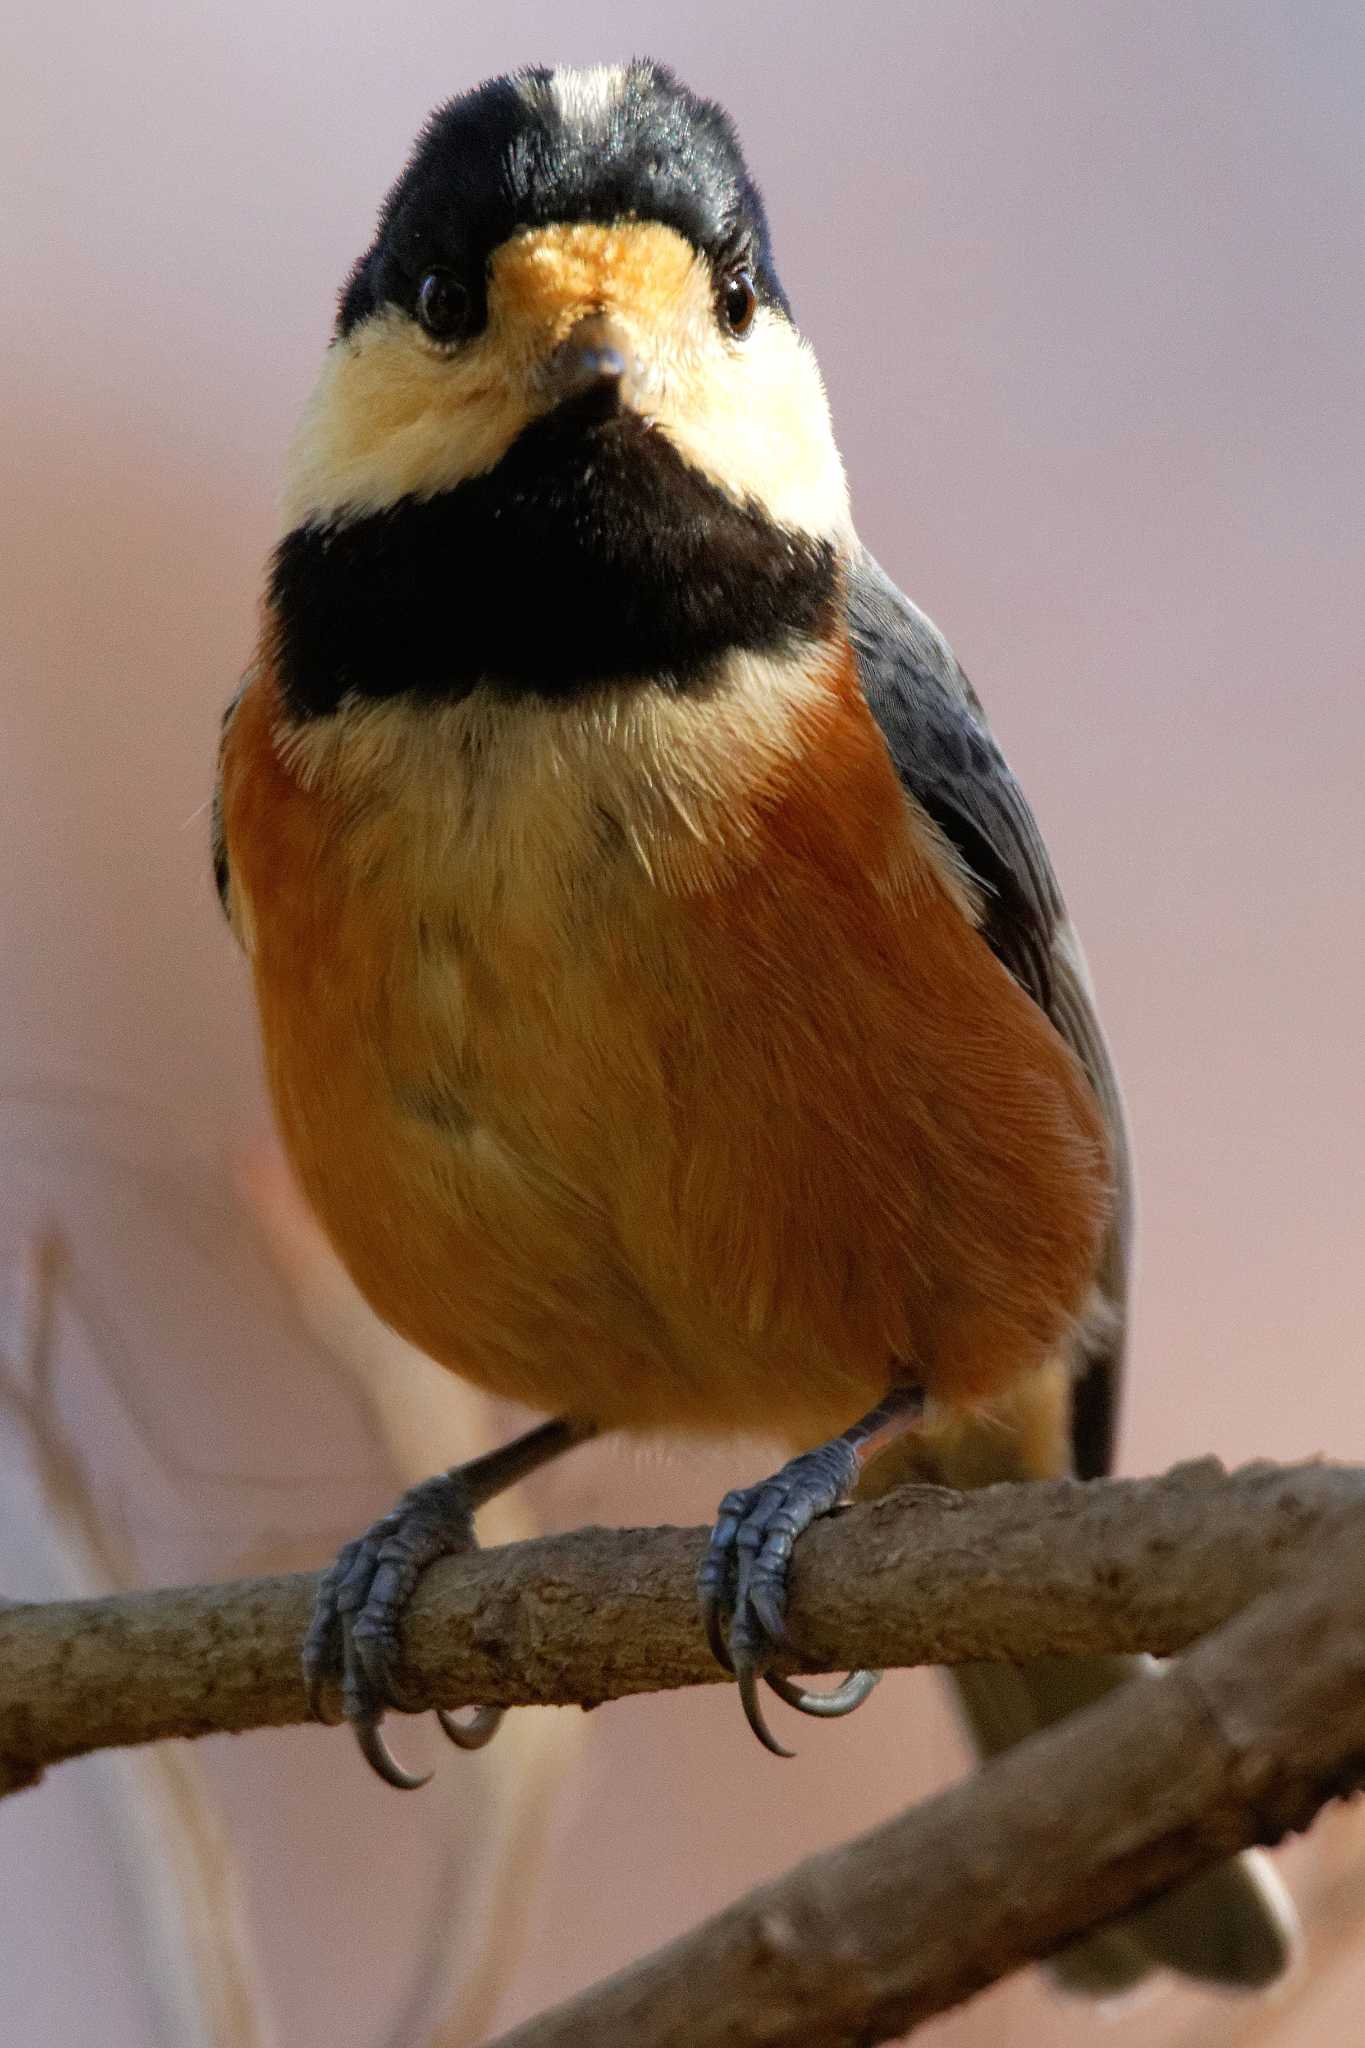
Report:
848,549,1132,1479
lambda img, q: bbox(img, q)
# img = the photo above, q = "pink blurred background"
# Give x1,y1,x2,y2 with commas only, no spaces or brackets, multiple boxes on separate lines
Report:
3,4,1363,2042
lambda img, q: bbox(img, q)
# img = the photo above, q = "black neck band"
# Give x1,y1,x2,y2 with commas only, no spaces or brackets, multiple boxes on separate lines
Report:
269,412,839,717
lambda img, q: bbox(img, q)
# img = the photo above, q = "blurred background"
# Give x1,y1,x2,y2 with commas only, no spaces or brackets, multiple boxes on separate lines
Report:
3,3,1363,2041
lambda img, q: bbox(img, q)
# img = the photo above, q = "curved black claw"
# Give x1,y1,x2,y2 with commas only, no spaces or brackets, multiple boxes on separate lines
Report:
764,1667,882,1717
437,1704,504,1751
303,1469,500,1787
698,1438,881,1755
356,1712,431,1791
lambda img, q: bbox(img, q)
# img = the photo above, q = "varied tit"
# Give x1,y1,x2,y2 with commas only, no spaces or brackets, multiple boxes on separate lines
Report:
214,60,1293,1994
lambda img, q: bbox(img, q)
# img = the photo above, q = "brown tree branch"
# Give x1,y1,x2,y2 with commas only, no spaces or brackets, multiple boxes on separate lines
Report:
0,1456,1361,1800
485,1515,1365,2047
5,1456,1365,2035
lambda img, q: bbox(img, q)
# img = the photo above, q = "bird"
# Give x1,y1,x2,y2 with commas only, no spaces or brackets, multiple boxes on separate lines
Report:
214,60,1295,1994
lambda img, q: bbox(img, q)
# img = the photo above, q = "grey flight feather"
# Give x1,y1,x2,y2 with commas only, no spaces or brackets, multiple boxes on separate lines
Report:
847,548,1133,1480
848,550,1296,1993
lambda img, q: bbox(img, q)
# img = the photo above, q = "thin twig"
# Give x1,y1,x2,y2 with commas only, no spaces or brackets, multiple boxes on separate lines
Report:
0,1231,275,2045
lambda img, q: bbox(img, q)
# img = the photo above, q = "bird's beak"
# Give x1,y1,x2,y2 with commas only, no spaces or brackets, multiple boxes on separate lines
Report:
539,312,640,421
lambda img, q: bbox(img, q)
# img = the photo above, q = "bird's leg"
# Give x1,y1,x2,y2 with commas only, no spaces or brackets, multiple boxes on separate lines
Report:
304,1414,594,1788
697,1384,926,1754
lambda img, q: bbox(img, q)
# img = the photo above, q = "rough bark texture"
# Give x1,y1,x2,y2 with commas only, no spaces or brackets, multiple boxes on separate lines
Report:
0,1457,1361,1798
486,1519,1365,2046
5,1456,1365,2036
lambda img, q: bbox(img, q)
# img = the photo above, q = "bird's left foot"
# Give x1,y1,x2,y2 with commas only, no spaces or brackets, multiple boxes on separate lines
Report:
303,1469,503,1789
696,1388,925,1754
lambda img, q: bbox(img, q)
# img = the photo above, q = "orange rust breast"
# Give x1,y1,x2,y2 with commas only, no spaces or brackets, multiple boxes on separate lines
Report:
218,639,1111,1448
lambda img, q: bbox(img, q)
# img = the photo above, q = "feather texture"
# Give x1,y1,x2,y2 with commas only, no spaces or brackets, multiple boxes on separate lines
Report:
218,626,1111,1449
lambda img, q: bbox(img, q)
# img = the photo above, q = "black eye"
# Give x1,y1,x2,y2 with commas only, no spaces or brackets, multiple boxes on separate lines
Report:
720,267,757,337
416,269,471,341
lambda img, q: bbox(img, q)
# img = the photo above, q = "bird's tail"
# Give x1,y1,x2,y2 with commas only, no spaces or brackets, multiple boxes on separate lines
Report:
947,1652,1298,1996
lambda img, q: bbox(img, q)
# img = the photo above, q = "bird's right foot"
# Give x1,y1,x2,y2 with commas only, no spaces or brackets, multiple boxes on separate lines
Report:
302,1415,589,1788
302,1469,503,1789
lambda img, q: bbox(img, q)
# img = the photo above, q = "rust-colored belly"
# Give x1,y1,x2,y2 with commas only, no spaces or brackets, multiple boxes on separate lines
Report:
220,655,1110,1447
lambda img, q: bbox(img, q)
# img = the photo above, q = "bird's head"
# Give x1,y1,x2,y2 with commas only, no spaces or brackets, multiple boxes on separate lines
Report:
274,63,853,712
287,62,850,545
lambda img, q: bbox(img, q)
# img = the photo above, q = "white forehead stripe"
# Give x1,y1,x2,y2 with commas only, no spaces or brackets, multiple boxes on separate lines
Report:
542,64,628,131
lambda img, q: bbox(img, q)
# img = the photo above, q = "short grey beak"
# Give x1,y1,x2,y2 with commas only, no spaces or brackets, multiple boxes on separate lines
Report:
543,313,637,419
